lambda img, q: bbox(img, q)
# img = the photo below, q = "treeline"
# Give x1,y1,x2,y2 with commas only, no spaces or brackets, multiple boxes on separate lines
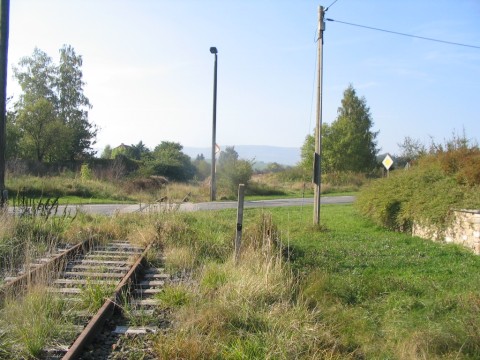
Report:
99,141,254,193
5,46,254,195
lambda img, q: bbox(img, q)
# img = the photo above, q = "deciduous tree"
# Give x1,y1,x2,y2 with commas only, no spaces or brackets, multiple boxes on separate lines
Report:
11,45,96,162
57,45,96,160
150,141,194,181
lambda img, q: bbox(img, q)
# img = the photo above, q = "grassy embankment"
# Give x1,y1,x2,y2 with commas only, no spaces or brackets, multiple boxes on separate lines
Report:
6,175,210,205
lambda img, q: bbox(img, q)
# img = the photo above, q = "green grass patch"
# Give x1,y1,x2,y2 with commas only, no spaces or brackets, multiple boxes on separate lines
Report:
270,204,480,358
0,288,77,359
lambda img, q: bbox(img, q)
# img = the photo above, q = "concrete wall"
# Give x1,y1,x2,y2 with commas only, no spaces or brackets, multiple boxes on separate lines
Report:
412,210,480,255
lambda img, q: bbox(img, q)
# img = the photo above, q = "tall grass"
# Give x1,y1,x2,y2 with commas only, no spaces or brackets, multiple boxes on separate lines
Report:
148,204,480,359
7,175,133,203
0,287,76,359
155,247,350,359
7,175,211,204
0,212,72,278
151,210,357,359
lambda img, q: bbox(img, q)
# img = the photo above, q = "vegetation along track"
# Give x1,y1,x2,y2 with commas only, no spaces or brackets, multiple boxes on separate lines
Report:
1,239,167,360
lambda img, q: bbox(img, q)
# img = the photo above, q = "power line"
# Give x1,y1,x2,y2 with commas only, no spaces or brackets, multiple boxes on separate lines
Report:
326,18,480,49
325,0,339,12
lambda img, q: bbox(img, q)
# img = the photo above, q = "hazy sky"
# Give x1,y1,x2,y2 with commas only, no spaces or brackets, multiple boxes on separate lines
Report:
7,0,480,155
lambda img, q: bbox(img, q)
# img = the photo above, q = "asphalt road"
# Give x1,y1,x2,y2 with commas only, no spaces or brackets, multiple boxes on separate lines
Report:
49,195,355,216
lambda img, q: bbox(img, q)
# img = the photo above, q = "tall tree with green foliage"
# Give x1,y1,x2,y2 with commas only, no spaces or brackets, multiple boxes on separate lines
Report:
57,45,96,160
10,45,96,162
301,85,379,173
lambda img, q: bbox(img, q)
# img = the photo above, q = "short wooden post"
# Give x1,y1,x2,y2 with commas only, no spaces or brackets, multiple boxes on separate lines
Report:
235,184,245,264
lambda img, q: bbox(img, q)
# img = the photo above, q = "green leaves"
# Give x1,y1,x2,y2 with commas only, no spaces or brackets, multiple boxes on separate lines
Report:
300,85,379,175
10,45,96,162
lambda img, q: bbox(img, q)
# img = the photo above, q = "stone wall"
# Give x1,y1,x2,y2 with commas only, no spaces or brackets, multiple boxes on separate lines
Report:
412,210,480,255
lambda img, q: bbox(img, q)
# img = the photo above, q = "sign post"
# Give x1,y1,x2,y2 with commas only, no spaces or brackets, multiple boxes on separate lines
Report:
382,154,394,177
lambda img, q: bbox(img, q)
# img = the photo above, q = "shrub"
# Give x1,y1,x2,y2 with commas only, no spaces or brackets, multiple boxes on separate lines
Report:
357,147,480,231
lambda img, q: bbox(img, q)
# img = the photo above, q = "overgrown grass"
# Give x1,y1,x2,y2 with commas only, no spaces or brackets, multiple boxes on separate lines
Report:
6,170,363,205
78,279,116,314
247,171,364,201
0,211,73,277
0,287,77,359
149,204,480,359
357,163,480,232
273,204,480,359
7,175,134,204
6,175,209,205
3,198,480,358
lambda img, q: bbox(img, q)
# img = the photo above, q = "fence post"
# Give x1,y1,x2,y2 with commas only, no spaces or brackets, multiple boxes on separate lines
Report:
235,184,245,264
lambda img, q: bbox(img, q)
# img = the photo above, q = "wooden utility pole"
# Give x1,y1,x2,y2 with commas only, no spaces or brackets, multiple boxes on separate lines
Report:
0,0,9,208
313,5,325,225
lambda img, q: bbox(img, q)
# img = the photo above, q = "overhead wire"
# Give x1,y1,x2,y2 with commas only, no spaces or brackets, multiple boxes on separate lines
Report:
325,0,340,12
326,18,480,49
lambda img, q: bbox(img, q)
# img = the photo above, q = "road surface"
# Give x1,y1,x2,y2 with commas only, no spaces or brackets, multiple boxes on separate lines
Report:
49,196,355,216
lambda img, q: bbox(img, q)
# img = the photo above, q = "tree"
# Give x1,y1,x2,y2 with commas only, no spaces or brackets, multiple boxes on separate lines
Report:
130,141,151,160
5,109,21,160
13,48,57,106
15,98,70,161
217,146,253,195
300,85,379,173
56,45,96,160
193,153,210,180
11,46,96,162
100,145,112,159
150,141,195,181
397,136,426,164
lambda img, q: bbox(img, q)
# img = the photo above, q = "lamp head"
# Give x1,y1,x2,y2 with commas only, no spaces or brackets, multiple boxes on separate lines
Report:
210,47,218,54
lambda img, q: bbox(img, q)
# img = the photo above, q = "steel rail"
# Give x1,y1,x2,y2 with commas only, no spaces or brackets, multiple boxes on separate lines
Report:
0,238,92,304
62,243,152,360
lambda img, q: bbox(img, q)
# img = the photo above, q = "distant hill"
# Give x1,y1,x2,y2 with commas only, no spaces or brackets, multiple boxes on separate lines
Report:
184,145,301,166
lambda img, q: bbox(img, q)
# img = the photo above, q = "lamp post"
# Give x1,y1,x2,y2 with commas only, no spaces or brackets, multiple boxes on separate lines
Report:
209,46,218,202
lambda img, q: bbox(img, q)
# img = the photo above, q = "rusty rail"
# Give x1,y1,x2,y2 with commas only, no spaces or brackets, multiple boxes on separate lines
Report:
61,243,152,360
0,239,92,304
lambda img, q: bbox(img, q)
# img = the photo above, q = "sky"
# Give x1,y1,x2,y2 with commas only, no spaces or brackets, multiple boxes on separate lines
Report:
7,0,480,157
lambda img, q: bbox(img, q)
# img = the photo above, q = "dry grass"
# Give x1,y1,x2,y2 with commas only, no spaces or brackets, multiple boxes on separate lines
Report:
164,246,196,273
0,286,76,359
152,211,356,359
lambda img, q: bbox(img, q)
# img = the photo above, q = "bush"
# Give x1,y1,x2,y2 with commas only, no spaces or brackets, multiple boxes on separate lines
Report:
357,148,480,231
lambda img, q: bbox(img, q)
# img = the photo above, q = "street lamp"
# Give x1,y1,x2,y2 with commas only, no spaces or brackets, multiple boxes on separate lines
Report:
210,46,218,201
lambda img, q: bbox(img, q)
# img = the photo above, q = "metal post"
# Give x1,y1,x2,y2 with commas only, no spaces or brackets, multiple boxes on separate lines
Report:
235,184,245,264
0,0,9,209
313,6,325,225
210,47,218,202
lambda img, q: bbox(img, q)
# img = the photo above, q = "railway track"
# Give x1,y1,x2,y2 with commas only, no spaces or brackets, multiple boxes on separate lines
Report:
0,239,167,360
